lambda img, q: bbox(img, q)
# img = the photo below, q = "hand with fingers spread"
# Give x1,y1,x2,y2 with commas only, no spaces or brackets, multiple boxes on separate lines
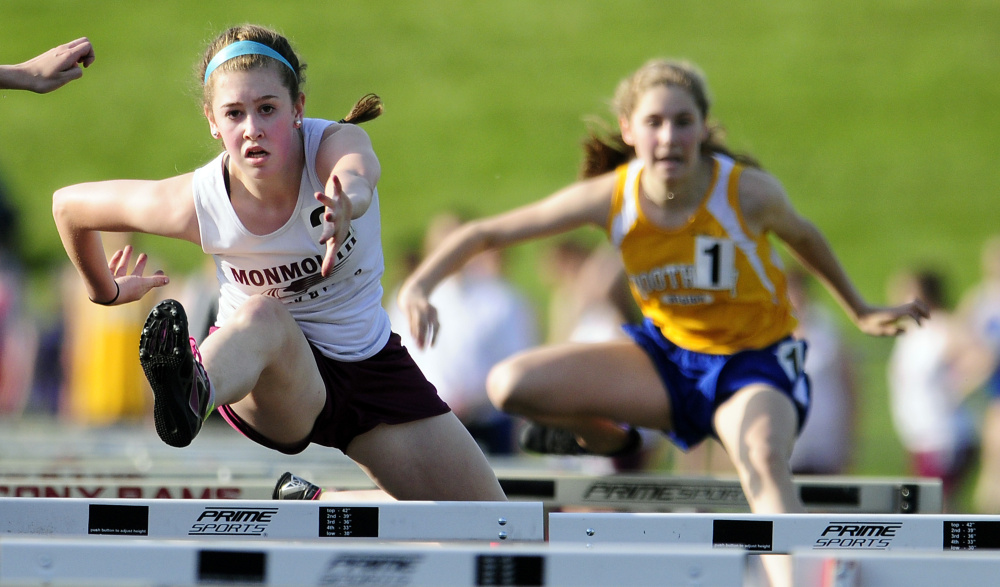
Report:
315,175,352,276
854,299,932,336
92,245,170,306
396,281,440,350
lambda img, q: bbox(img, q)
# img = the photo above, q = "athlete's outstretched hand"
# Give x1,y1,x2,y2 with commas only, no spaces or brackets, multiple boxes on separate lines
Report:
97,245,169,306
1,37,96,93
315,175,352,277
396,282,439,349
854,299,931,336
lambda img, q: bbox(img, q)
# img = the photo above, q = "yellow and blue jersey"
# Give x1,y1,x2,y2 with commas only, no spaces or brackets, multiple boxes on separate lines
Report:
607,154,797,354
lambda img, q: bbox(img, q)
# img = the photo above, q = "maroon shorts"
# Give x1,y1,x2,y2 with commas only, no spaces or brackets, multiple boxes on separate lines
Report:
218,332,450,453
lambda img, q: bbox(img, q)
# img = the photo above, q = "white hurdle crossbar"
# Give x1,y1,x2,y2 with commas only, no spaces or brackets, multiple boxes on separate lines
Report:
0,538,746,587
500,473,941,514
549,512,1000,554
0,472,943,514
792,549,1000,587
0,498,543,542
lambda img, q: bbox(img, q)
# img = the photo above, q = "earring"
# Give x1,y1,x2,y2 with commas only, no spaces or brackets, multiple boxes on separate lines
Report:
211,130,220,138
293,119,302,129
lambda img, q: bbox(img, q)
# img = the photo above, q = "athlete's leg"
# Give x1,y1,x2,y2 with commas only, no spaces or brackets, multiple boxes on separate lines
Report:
487,340,672,454
975,400,1000,513
200,295,326,445
345,412,506,500
713,384,802,587
713,384,803,514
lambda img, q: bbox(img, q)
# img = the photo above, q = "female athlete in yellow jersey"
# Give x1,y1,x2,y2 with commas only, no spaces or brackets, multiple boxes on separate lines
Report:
398,59,927,522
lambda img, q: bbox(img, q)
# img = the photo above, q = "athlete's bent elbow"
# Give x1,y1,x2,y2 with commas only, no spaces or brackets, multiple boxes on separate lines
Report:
51,187,74,228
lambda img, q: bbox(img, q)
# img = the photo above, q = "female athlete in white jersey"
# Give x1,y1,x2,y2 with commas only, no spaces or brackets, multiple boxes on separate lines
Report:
397,59,927,584
51,24,504,502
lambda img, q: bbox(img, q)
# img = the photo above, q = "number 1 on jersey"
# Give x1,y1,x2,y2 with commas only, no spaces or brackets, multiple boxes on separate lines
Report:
694,236,735,290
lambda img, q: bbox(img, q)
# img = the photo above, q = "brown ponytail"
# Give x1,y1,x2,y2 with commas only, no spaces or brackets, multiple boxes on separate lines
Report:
339,93,384,125
579,117,633,179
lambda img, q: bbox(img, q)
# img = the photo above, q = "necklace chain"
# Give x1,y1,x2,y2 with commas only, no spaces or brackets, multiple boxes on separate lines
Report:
640,182,676,202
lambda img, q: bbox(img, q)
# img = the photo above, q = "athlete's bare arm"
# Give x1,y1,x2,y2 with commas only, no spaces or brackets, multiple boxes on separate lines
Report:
52,173,199,305
739,168,928,335
313,124,381,275
398,172,617,347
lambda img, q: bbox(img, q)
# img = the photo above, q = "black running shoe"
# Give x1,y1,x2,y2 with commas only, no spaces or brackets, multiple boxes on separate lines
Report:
139,299,213,448
518,424,584,455
273,472,323,500
519,424,643,457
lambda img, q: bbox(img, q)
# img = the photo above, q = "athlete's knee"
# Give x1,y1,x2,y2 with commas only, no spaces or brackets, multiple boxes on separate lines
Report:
235,294,285,319
752,440,791,473
738,434,793,484
230,295,294,333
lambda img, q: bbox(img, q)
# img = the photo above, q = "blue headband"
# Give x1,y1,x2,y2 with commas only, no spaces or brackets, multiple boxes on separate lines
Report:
203,40,295,84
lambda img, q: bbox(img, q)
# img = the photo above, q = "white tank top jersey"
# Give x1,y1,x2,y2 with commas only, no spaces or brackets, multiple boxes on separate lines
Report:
192,118,391,361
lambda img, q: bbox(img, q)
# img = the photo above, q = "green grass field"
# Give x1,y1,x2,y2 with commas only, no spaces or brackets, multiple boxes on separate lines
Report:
3,1,999,507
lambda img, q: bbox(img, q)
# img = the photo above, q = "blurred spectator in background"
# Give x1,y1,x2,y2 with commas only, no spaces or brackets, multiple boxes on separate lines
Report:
955,236,1000,512
537,237,660,471
1,38,95,416
388,212,538,454
61,233,152,425
172,255,221,347
786,267,858,475
887,268,977,511
0,179,37,416
538,238,639,344
26,278,66,416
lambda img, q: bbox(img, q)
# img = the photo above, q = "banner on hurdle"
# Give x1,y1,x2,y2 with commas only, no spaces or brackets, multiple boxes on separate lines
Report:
549,512,1000,554
0,498,543,542
0,456,370,482
0,475,382,500
0,477,269,500
499,473,941,514
0,537,745,587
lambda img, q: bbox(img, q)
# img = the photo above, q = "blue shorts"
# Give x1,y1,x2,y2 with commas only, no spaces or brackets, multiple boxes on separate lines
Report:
987,363,1000,399
623,318,811,450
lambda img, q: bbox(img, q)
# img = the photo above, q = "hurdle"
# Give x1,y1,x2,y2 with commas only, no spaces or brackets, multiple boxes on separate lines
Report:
0,472,942,517
0,538,746,587
0,420,942,512
498,472,941,514
0,476,283,499
549,512,1000,554
0,471,943,517
0,497,543,541
0,420,369,479
792,549,1000,587
0,458,373,490
0,464,378,498
0,429,368,480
